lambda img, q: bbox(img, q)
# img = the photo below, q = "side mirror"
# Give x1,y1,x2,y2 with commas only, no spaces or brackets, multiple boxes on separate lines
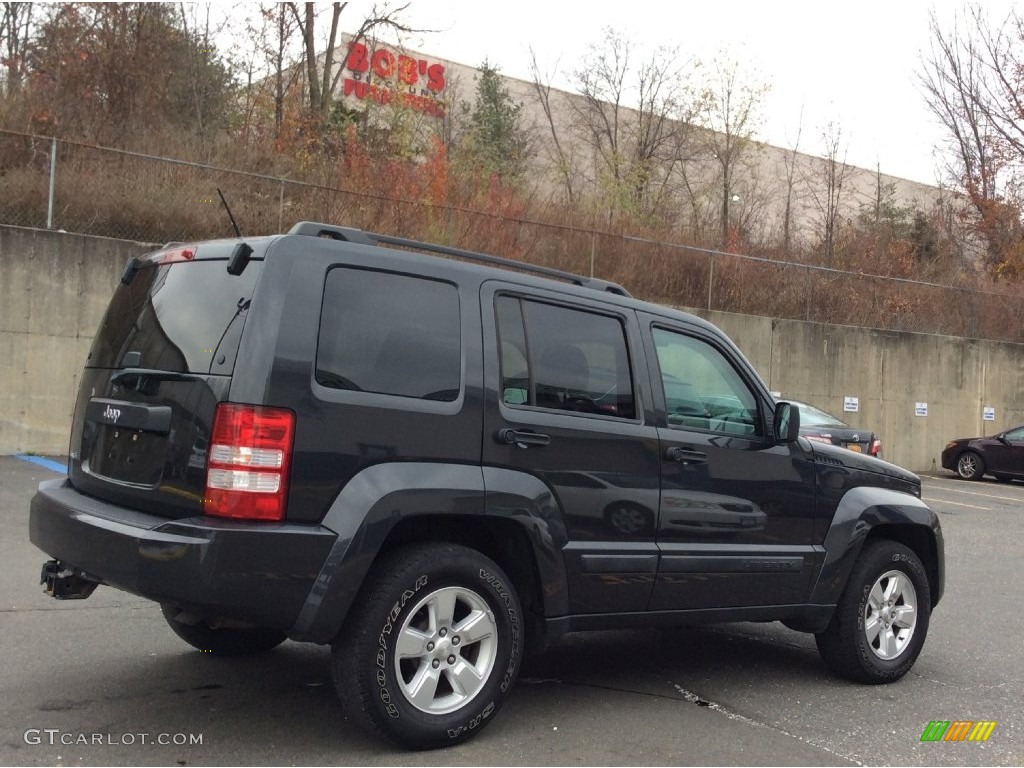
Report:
774,401,800,444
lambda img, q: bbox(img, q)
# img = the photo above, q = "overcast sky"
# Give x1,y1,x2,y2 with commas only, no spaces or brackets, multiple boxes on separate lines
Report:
333,0,1018,187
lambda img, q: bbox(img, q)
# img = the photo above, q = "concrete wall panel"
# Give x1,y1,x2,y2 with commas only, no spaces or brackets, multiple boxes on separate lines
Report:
1,225,1019,473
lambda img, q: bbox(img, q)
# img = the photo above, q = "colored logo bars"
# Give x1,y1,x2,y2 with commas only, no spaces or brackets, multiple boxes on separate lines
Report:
920,721,997,742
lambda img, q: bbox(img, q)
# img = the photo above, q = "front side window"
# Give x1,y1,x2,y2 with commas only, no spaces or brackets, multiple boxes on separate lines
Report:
652,327,761,436
316,268,461,401
496,296,635,419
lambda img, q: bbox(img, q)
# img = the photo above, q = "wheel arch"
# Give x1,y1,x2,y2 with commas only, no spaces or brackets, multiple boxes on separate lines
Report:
377,514,548,650
865,523,941,608
287,462,567,644
808,486,945,616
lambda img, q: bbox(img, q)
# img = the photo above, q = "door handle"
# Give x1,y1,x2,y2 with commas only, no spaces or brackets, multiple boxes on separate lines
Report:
665,446,707,464
495,428,551,448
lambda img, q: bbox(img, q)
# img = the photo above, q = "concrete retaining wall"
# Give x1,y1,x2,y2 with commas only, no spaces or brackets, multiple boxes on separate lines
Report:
1,225,1020,471
0,226,156,455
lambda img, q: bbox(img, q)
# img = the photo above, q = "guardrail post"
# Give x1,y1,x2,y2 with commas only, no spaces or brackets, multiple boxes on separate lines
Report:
47,136,57,229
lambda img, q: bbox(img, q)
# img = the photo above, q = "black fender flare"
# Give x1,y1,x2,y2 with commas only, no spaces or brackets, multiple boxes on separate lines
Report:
807,486,944,612
288,462,568,643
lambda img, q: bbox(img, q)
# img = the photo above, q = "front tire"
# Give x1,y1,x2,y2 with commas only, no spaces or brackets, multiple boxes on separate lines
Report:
333,543,524,749
815,540,931,683
956,451,985,480
160,605,287,656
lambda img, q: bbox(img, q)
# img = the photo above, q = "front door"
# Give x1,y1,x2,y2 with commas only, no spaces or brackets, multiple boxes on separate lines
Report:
481,283,662,614
639,315,819,611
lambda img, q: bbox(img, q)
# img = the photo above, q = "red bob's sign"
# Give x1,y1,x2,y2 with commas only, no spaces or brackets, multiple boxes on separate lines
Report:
342,42,446,117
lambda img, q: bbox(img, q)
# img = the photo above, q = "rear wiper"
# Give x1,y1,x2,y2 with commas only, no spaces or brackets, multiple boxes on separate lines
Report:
111,368,202,388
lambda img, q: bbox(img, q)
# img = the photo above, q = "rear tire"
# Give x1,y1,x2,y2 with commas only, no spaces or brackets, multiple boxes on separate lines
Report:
160,605,287,656
815,541,930,683
956,451,985,480
333,542,523,749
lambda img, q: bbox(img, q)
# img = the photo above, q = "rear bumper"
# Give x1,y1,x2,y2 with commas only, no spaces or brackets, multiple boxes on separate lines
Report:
29,479,337,632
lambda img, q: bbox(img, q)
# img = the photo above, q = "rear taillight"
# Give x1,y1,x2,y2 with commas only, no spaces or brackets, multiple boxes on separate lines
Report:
870,439,882,457
204,403,295,521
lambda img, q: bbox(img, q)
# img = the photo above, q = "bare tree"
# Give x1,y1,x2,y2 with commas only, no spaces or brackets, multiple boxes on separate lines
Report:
569,28,700,223
809,121,854,263
780,106,804,255
694,54,769,248
529,49,577,204
286,1,415,124
1,1,32,97
918,4,1024,276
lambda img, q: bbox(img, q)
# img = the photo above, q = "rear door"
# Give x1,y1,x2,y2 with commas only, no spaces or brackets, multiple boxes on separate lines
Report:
639,314,819,610
481,283,662,614
68,242,264,518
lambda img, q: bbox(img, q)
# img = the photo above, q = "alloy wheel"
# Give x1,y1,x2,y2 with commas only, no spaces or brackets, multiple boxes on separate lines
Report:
863,569,918,660
392,586,498,715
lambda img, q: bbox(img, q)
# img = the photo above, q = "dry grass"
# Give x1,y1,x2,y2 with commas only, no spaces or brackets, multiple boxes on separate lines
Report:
2,129,1024,343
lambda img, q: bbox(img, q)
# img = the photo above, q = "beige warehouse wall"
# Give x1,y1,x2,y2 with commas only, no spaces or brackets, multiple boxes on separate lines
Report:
1,225,1020,472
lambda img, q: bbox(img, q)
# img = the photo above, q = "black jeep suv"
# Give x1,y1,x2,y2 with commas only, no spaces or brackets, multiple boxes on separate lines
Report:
30,222,944,749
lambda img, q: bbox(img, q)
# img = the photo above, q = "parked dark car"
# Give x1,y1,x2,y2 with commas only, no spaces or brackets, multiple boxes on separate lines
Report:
791,400,883,458
30,222,943,749
941,425,1024,480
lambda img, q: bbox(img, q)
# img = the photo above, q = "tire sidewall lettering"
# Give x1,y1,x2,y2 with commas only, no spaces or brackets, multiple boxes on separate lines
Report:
374,573,429,720
479,569,521,692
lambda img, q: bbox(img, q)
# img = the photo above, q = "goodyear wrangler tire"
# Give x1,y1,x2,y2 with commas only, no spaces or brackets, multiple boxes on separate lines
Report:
332,543,524,749
815,540,930,684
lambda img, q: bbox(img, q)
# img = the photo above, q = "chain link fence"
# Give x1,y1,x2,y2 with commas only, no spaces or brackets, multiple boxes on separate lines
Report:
3,128,1023,343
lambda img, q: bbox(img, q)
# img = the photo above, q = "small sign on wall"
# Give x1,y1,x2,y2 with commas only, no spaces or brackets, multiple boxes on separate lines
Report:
770,391,782,399
983,406,996,422
915,402,928,417
844,396,859,413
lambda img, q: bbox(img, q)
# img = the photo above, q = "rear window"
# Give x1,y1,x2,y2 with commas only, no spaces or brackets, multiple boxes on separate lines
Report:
316,268,461,401
87,260,262,372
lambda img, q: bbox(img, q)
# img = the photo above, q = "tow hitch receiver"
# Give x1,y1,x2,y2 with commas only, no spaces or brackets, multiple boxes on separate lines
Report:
40,560,98,600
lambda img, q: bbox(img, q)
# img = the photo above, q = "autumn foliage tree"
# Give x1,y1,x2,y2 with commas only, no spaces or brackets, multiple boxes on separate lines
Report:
919,4,1024,278
21,3,234,148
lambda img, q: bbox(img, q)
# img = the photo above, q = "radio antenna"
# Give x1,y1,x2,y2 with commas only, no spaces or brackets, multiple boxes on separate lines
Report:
217,187,242,238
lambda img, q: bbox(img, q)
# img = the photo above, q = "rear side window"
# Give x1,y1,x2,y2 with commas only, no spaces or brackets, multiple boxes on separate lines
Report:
316,268,461,401
496,295,635,419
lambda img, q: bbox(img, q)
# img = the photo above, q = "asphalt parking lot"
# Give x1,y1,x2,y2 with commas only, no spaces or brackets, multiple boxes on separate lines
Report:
1,456,1021,766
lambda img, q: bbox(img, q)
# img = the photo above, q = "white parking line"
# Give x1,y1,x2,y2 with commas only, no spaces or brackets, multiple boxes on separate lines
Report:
921,496,991,510
920,480,1023,503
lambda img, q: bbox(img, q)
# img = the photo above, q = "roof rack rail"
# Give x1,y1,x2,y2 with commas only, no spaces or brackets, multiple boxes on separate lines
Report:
287,221,632,297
